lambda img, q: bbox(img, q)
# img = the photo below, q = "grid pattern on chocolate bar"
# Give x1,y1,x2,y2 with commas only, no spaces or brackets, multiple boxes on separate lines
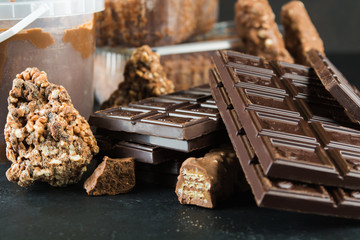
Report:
211,50,360,190
90,89,223,140
307,50,360,124
209,72,360,219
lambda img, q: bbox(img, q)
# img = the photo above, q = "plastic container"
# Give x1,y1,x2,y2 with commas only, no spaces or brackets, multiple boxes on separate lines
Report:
93,22,243,104
0,0,105,162
95,0,219,47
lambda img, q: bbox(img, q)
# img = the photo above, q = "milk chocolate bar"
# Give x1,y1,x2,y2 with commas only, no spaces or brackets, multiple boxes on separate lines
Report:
210,71,360,219
90,89,222,140
211,50,360,190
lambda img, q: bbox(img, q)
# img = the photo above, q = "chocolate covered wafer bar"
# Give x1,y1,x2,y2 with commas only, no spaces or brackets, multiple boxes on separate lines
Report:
209,66,360,219
175,145,244,208
234,0,293,62
210,50,360,190
281,1,325,65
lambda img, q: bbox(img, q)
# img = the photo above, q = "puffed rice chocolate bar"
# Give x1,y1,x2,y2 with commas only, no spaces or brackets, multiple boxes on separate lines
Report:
100,45,174,109
84,156,135,195
175,145,246,208
5,68,99,187
234,0,293,63
281,1,325,65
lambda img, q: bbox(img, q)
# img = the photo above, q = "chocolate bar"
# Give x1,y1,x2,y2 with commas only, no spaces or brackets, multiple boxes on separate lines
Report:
97,129,226,153
112,141,188,165
210,50,360,190
210,70,360,219
307,49,360,124
90,89,222,140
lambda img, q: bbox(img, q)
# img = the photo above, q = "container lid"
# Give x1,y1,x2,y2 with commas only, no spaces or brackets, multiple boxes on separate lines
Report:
0,0,104,20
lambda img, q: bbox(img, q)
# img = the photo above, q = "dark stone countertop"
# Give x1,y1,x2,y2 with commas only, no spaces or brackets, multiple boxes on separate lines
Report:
1,53,360,240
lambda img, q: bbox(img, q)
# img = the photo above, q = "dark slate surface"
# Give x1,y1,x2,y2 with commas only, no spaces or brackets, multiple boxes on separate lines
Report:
1,54,360,239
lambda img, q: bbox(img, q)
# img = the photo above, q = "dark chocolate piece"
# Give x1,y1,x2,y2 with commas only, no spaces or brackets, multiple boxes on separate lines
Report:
175,145,244,208
307,49,360,124
112,141,187,164
84,156,135,196
210,72,360,219
103,130,226,153
90,88,223,140
210,50,360,190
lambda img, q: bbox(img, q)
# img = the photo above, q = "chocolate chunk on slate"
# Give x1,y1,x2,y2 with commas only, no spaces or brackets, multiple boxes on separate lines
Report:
84,156,135,196
281,1,325,65
175,145,245,208
5,68,99,187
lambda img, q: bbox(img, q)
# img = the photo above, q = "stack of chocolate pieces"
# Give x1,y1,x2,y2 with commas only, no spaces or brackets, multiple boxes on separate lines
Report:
90,85,226,186
209,49,360,219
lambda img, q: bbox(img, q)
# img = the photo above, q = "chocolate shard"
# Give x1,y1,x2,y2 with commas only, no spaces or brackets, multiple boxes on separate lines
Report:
84,156,135,196
90,87,223,141
175,145,246,208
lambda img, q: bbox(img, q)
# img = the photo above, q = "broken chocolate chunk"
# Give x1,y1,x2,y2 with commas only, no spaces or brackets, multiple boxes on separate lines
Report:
84,156,135,195
5,67,99,187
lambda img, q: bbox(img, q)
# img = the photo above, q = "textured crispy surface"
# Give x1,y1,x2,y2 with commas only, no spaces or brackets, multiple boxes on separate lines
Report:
95,0,218,47
5,68,99,187
234,0,293,62
84,156,135,195
281,1,325,65
101,45,174,109
176,145,246,208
